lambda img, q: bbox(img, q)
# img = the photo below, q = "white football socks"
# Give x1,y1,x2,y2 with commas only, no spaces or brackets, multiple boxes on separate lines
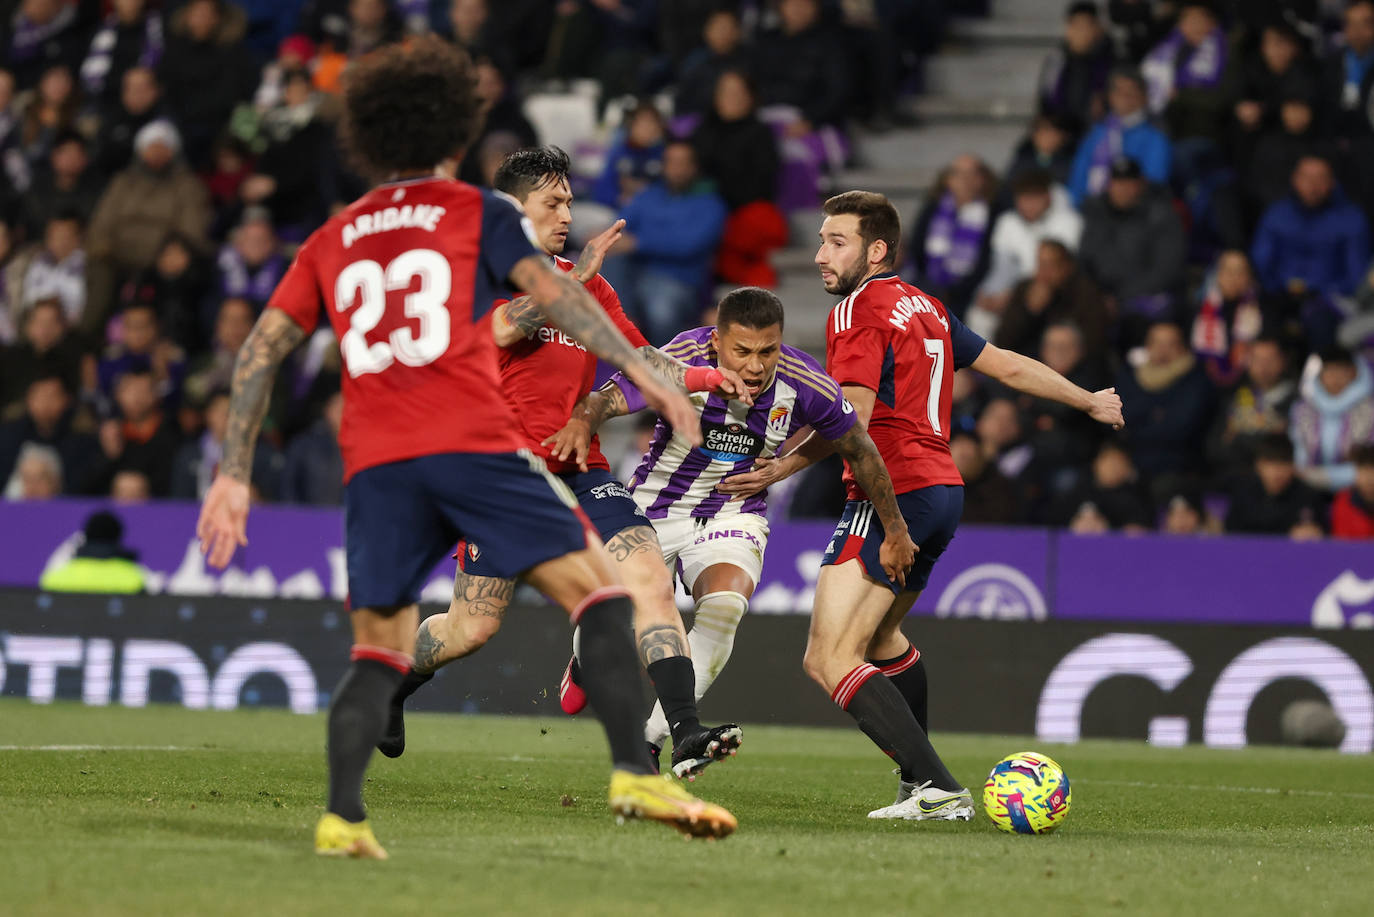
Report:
644,591,750,747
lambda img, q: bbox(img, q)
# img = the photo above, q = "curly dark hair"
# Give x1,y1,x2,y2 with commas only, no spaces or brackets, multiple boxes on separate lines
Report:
493,146,572,202
341,36,481,177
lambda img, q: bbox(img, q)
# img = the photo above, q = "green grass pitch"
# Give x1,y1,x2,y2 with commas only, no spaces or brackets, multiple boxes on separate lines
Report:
1,700,1371,916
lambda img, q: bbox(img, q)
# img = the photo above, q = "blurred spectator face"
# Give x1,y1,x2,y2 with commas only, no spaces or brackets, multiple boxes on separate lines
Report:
121,67,159,114
351,0,387,30
235,220,278,266
111,470,151,503
779,0,820,35
0,221,10,261
281,70,312,108
156,238,191,277
1107,73,1146,118
627,106,665,148
38,65,73,107
1144,323,1187,366
51,138,87,179
1030,116,1069,156
1214,251,1254,299
139,138,175,173
1177,6,1217,46
976,399,1021,451
0,70,13,111
714,71,754,122
1260,26,1300,74
115,374,158,422
704,10,742,55
1093,446,1134,488
1346,1,1374,56
1319,360,1358,397
949,434,985,480
1014,185,1052,223
1034,241,1074,289
1106,173,1145,209
114,0,146,23
25,377,69,430
1280,99,1313,134
185,0,221,42
21,0,62,25
121,306,158,354
1041,324,1083,375
1256,455,1295,496
1355,460,1374,503
23,301,66,351
1247,340,1285,390
519,175,573,255
474,60,505,110
43,218,81,261
17,452,61,500
450,0,487,42
1064,10,1102,54
205,393,231,442
324,392,344,438
945,155,986,205
1163,495,1203,534
662,143,698,193
216,298,256,352
1292,157,1333,208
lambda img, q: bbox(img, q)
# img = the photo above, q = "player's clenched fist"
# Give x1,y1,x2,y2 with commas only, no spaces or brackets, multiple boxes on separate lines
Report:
196,475,251,569
1088,387,1125,430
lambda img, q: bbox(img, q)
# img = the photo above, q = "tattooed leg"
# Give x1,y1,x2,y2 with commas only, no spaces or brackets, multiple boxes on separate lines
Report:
411,570,515,675
603,525,688,668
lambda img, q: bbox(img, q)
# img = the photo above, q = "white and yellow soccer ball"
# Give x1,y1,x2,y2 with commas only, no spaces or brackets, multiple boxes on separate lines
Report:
982,751,1071,835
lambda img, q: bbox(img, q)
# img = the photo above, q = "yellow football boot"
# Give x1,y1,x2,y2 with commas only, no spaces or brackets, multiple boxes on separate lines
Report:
314,813,389,859
608,770,737,840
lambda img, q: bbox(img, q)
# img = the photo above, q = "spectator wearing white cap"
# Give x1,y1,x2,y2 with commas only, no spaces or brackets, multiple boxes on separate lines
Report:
84,118,210,331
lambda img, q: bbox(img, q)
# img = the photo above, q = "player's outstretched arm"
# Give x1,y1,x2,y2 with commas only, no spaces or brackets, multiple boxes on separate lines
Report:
196,308,305,568
510,255,702,445
542,385,631,471
969,343,1124,429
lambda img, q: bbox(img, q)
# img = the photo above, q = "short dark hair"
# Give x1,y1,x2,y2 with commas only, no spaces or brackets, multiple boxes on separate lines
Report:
493,146,572,201
1319,347,1356,369
1255,433,1295,464
51,129,86,152
28,372,70,395
342,36,481,177
1351,443,1374,467
1038,238,1074,263
717,286,784,332
1109,65,1146,94
822,190,901,270
1011,168,1054,197
1066,1,1098,18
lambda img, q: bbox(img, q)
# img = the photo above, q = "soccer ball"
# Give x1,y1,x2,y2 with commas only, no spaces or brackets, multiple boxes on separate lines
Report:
982,751,1071,835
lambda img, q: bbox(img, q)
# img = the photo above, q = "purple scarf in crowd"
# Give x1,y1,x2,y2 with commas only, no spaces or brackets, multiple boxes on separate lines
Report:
923,192,990,288
8,3,76,62
1142,27,1228,114
1084,111,1146,197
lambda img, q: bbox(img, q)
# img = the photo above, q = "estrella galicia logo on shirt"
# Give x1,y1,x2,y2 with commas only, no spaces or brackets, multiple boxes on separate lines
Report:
698,420,763,462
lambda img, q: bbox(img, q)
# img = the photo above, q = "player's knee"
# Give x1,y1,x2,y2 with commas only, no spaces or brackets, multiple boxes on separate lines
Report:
802,643,831,689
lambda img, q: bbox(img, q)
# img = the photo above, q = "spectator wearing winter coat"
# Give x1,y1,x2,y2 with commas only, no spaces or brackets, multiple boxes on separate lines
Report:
456,55,538,188
1225,20,1315,167
674,7,748,118
950,431,1027,525
240,71,333,238
1320,0,1374,140
279,391,344,505
1037,2,1114,134
1290,348,1374,492
906,154,997,318
1068,67,1172,205
1205,335,1296,483
1242,86,1325,230
214,208,287,313
91,66,163,180
1116,321,1216,482
1189,250,1277,388
156,0,258,169
591,100,666,209
995,240,1108,358
605,140,727,346
1050,440,1155,533
1252,155,1370,299
1331,444,1374,537
1225,433,1326,538
1004,113,1077,192
1140,1,1229,145
79,0,163,109
976,169,1083,320
183,296,255,408
95,302,185,407
118,233,213,351
86,120,211,324
170,389,280,501
0,374,99,495
1078,156,1186,344
20,131,102,240
690,70,786,288
16,213,86,331
2,0,88,91
751,0,851,131
0,299,84,414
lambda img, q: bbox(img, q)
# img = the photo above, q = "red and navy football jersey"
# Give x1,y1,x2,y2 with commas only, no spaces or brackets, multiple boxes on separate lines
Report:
825,272,987,499
494,255,647,474
269,177,533,480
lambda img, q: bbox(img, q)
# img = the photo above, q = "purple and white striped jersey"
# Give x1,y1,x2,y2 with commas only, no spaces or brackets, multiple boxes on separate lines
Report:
611,326,857,520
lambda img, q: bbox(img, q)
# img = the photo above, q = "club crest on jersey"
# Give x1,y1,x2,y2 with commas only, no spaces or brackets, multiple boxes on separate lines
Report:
467,543,481,562
767,406,791,436
888,294,948,333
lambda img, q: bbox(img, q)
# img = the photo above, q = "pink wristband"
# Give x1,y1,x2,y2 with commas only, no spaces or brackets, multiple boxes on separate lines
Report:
684,366,725,392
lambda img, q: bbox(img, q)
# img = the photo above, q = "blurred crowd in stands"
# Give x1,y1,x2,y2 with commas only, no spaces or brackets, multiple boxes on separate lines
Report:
1,0,1371,543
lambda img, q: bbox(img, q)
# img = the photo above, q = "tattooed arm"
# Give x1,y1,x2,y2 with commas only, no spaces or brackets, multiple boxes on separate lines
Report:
508,255,701,444
541,383,631,471
196,308,306,568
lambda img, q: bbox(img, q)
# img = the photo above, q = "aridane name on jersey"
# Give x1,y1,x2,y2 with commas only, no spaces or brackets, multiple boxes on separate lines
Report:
611,326,857,521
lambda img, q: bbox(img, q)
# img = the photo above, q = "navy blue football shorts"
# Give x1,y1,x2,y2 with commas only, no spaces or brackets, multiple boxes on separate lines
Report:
820,485,964,595
344,450,591,608
459,467,649,577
